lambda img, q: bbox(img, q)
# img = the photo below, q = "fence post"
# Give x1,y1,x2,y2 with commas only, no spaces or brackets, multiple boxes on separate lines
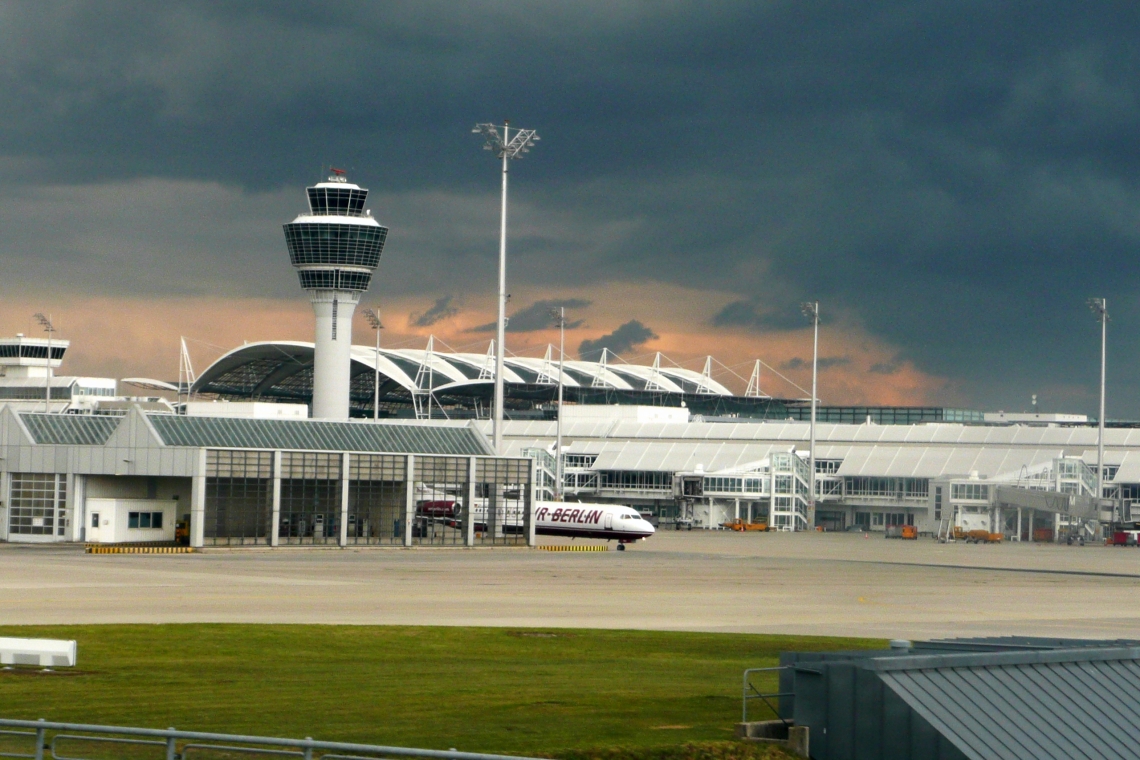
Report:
304,738,313,760
167,728,177,760
34,719,45,760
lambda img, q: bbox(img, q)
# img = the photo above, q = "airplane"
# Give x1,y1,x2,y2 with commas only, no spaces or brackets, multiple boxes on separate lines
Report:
533,501,655,549
416,493,655,549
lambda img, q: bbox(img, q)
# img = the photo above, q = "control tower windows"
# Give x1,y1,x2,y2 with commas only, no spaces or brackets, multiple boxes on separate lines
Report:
306,187,368,217
284,224,387,267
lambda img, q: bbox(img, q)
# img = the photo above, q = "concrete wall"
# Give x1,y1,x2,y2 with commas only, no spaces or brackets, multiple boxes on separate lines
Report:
85,498,178,543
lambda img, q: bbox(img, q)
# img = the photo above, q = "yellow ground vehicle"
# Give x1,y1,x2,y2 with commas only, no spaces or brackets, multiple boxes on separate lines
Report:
721,519,768,532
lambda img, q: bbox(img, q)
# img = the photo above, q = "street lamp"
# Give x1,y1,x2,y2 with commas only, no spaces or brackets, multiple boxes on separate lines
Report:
473,120,540,453
1088,297,1109,515
361,307,383,421
33,313,56,413
800,301,819,530
550,306,568,500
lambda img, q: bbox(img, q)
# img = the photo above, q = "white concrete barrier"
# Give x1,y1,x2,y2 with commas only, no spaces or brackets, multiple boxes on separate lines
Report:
0,637,77,667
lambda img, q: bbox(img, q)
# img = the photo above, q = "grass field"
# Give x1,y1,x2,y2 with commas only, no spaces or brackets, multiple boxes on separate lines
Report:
0,626,882,758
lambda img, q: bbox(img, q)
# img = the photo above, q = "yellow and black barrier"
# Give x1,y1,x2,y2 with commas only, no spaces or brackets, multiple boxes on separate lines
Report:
85,545,195,554
537,544,610,552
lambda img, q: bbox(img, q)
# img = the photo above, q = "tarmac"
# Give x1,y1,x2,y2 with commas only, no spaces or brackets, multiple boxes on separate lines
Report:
4,531,1140,640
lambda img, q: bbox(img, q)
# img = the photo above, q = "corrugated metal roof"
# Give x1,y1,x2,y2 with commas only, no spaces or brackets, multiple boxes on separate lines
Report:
837,445,1063,479
499,418,1140,448
877,648,1140,760
20,413,123,445
587,440,780,472
147,415,492,455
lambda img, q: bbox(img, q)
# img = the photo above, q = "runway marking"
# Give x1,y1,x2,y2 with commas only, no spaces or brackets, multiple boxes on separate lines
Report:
843,558,1140,580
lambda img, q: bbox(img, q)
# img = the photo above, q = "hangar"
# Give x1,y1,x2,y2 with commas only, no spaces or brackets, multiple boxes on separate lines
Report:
0,405,536,548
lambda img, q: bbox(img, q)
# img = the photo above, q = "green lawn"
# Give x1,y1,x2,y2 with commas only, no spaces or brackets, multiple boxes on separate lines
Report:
0,625,882,757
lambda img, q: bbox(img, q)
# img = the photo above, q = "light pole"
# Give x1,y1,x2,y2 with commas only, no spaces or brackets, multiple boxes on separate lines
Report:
33,313,56,413
473,120,539,453
1088,297,1109,516
361,308,383,421
800,301,819,530
550,306,567,500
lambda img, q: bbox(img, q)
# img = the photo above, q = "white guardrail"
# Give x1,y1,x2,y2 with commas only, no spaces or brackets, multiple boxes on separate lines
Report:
0,719,546,760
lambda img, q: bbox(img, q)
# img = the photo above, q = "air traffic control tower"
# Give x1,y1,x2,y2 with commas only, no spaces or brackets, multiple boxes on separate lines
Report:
283,172,388,419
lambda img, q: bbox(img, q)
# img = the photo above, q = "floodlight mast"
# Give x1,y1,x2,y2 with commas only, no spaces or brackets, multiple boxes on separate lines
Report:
1088,297,1109,519
550,307,567,500
362,308,383,421
473,120,539,454
33,313,56,413
800,301,819,531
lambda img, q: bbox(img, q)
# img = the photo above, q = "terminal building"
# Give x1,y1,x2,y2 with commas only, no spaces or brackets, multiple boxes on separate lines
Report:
0,171,1126,546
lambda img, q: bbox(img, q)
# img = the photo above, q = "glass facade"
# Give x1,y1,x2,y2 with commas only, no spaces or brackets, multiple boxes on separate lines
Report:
284,223,387,268
599,470,673,492
783,406,986,424
204,450,273,544
200,450,532,547
844,477,929,499
8,473,68,537
347,454,405,545
279,452,342,545
474,458,530,545
0,345,66,359
414,456,468,545
306,187,368,216
0,386,73,400
951,483,989,501
297,268,373,291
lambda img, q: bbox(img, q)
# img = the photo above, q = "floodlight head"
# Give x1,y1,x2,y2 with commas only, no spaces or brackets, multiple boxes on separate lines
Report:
800,302,819,322
361,307,383,330
474,122,539,160
33,313,55,332
1087,297,1109,322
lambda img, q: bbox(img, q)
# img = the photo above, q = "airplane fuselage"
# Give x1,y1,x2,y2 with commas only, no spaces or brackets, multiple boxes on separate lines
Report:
534,501,655,543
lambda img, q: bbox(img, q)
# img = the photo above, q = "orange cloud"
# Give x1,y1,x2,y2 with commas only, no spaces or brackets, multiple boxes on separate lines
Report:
0,283,957,406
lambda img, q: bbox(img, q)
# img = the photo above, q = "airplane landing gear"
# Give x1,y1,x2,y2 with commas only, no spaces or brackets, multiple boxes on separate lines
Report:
616,544,626,551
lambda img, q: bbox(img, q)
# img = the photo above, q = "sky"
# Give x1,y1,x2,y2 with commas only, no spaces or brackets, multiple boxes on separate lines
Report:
2,1,1139,415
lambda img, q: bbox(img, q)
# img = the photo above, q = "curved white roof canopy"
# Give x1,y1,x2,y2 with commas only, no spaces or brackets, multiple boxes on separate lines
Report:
191,341,738,401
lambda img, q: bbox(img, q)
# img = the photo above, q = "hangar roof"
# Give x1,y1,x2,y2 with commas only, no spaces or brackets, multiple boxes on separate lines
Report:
20,413,122,445
147,415,493,455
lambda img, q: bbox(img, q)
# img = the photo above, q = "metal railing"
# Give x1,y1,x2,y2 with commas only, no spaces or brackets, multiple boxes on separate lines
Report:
0,720,544,760
741,667,793,725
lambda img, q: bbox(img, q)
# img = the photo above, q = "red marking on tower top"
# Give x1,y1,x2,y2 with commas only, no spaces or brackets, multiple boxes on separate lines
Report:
330,167,346,175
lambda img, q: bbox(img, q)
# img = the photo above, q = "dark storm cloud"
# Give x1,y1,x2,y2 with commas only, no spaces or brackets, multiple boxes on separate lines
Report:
4,2,1140,412
579,320,657,360
712,299,807,331
782,357,852,371
472,298,591,333
869,358,904,376
409,295,459,328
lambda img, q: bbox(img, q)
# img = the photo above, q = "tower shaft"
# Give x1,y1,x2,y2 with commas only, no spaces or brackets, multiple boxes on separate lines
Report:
310,290,361,420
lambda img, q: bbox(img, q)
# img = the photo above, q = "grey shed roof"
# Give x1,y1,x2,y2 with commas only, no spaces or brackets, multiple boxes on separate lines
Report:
146,415,493,456
875,647,1140,760
20,413,123,445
